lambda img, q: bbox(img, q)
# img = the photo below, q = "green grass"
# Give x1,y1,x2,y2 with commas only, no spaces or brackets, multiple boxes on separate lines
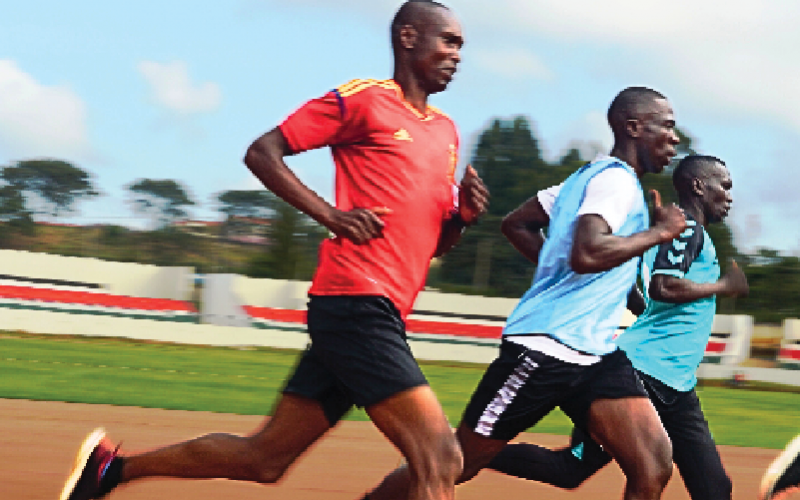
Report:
1,332,798,448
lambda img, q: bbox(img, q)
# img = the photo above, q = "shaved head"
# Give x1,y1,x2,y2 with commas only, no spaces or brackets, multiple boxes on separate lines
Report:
673,155,726,196
607,86,667,138
391,0,450,51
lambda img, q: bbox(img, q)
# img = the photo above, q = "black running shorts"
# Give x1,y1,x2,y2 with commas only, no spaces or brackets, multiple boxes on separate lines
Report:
283,295,428,425
462,337,647,441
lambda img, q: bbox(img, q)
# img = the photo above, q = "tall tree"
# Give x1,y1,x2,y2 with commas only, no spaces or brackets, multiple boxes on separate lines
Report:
472,116,550,217
128,179,195,229
245,197,326,280
217,190,274,219
0,185,29,223
438,116,555,296
0,185,34,246
217,190,275,238
0,159,99,217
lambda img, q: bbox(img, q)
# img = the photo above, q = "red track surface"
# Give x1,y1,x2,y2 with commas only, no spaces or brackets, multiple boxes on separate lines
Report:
0,398,780,500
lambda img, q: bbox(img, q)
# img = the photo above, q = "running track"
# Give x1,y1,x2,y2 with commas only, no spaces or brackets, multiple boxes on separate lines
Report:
0,398,778,500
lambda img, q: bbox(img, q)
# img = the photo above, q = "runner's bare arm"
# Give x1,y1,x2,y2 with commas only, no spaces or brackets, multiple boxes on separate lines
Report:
651,259,749,303
434,166,489,257
571,190,687,274
501,196,549,264
244,128,390,245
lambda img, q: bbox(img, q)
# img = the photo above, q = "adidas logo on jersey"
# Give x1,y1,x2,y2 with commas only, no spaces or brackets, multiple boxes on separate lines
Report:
393,128,413,142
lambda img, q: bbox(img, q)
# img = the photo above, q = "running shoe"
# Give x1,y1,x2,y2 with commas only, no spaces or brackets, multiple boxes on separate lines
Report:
59,428,120,500
760,434,800,500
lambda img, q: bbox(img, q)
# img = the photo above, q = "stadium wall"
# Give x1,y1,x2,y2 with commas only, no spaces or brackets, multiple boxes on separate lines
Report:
0,250,193,300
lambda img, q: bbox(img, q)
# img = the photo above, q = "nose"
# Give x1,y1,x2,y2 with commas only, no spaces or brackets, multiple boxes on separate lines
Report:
452,47,461,64
669,129,680,145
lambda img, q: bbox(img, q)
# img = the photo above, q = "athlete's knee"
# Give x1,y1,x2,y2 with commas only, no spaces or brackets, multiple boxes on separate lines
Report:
652,434,674,484
407,431,463,485
637,438,673,494
241,437,296,484
432,431,464,480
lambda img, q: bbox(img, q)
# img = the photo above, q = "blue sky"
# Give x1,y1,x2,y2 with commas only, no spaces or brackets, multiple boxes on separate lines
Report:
2,0,799,255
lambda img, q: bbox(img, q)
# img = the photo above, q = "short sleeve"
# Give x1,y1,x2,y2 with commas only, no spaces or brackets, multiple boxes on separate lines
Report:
279,90,348,154
536,184,562,217
651,219,704,278
577,167,639,233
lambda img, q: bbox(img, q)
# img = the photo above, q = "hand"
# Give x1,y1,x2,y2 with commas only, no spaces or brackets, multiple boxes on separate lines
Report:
650,189,686,243
720,259,749,298
458,165,489,225
326,206,392,245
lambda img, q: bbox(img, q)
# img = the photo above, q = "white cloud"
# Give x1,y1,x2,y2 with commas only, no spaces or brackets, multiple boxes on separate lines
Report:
464,0,800,134
0,60,92,161
474,47,554,81
137,61,221,115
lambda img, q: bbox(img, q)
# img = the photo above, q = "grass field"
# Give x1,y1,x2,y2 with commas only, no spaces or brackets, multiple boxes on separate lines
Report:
1,331,798,449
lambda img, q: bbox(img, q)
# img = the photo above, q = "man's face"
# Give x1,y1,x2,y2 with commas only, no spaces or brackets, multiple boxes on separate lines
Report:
636,98,680,174
410,10,463,94
701,163,733,224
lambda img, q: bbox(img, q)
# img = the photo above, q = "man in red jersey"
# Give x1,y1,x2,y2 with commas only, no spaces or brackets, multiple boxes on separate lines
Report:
58,2,487,500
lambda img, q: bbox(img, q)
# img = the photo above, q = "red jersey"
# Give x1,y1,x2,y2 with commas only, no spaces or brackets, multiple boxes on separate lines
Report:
279,79,459,319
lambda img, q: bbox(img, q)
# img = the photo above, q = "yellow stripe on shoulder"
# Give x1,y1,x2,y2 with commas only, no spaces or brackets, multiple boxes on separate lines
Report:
427,105,451,119
336,79,397,98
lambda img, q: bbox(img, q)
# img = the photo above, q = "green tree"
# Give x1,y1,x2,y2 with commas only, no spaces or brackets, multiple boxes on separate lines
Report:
556,147,586,171
472,116,550,217
0,185,29,223
1,159,99,217
128,179,195,229
245,198,326,280
217,190,274,239
438,116,558,296
0,185,34,247
738,251,800,323
217,190,274,219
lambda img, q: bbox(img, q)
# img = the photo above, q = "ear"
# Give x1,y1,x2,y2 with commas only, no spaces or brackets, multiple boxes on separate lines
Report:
691,177,705,197
399,25,418,50
625,118,641,138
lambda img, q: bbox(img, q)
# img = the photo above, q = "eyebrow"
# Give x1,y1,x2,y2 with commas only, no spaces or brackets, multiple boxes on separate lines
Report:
442,31,464,47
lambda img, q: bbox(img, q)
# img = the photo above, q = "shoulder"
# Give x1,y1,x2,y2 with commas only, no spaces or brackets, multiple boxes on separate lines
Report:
584,165,640,201
593,164,638,186
334,79,398,100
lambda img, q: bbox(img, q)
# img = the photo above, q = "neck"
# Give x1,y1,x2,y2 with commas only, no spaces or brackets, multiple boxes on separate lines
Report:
393,66,429,114
609,143,644,178
679,199,707,227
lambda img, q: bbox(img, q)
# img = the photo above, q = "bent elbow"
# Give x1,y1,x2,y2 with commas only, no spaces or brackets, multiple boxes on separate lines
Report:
243,143,262,171
649,284,679,303
500,216,515,239
569,252,596,274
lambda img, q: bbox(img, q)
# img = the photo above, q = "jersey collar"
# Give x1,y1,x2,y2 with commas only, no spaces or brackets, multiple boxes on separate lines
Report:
387,79,436,122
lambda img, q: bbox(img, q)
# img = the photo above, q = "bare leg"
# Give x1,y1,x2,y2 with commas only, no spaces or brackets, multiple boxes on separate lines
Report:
366,385,462,500
121,393,331,484
588,397,673,500
368,420,506,500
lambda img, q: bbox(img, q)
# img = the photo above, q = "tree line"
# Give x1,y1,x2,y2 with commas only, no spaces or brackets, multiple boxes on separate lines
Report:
1,118,798,323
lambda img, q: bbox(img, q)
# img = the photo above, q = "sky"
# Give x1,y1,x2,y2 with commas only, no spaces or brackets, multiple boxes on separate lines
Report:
2,0,799,255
